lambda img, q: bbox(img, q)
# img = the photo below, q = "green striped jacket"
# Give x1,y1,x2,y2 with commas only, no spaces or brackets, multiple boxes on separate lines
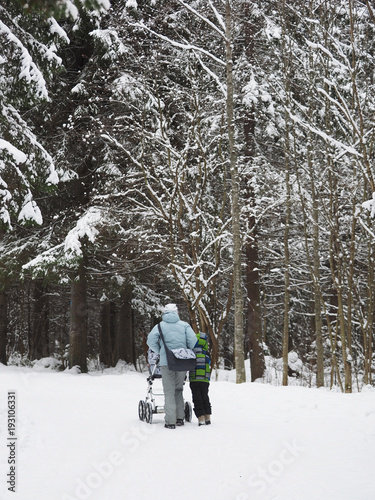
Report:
189,332,211,383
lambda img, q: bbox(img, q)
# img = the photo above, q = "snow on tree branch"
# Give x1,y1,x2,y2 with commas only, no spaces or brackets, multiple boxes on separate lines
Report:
49,0,110,19
194,53,226,97
286,107,362,158
0,139,27,164
23,207,105,277
1,105,59,185
90,29,127,60
0,19,49,99
64,207,103,259
362,193,375,219
18,192,43,225
132,21,226,67
177,0,226,40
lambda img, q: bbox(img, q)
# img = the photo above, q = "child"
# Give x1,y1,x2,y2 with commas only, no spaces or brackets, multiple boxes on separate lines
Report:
189,332,211,425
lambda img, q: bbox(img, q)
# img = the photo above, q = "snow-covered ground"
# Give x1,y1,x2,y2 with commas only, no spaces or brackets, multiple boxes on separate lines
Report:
1,361,375,500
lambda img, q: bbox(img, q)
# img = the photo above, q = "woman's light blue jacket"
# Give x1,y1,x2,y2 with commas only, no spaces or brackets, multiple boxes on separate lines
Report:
147,311,197,367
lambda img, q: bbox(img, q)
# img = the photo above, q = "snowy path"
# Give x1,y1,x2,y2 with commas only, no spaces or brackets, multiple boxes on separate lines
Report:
1,364,375,500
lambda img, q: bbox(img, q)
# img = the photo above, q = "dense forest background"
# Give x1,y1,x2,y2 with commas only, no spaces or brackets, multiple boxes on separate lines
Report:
1,0,375,391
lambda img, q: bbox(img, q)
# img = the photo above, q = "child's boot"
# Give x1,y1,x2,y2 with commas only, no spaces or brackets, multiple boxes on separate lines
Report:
205,414,211,425
198,415,205,426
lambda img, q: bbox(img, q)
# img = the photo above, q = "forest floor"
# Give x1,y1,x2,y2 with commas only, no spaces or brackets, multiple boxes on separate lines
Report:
1,360,375,500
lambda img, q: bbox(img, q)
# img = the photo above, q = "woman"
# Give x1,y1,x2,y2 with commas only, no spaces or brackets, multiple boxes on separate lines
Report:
147,303,197,429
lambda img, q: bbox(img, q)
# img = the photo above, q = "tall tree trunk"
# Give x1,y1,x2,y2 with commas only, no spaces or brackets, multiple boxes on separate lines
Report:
243,0,265,382
282,159,291,387
337,287,352,393
225,0,245,383
116,285,134,365
29,279,49,360
0,226,6,364
364,241,374,384
308,127,324,387
281,0,291,387
69,252,88,373
100,299,116,367
312,197,324,387
246,238,265,381
345,203,356,389
347,0,373,390
328,174,352,393
0,284,7,365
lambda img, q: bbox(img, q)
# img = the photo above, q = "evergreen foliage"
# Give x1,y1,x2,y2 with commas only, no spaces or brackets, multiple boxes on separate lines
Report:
0,0,374,389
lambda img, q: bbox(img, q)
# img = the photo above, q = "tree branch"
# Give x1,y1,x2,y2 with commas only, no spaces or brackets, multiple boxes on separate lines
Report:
177,0,226,40
132,22,226,67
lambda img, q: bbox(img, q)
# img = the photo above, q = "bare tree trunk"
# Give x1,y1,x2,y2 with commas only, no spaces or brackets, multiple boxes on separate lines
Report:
100,299,116,367
246,238,265,381
320,0,351,392
370,283,374,386
0,226,6,364
0,284,7,365
347,0,374,388
281,0,291,387
69,252,88,373
364,241,374,384
243,0,265,382
309,148,324,387
296,149,327,388
337,287,352,393
29,279,49,360
282,157,291,387
116,285,134,365
225,0,245,383
328,175,352,393
309,6,324,386
345,203,356,388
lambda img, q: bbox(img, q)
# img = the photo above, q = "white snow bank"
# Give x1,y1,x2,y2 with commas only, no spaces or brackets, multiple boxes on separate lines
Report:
32,357,62,371
0,364,374,500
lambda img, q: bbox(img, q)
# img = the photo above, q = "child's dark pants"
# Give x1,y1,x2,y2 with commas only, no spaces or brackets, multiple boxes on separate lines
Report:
190,381,211,417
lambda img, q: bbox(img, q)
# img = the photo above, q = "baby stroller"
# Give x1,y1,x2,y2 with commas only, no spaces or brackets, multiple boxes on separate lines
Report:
138,349,193,424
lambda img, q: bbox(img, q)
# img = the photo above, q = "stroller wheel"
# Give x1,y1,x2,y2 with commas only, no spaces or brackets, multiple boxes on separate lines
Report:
145,402,153,424
184,401,192,422
138,400,146,421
